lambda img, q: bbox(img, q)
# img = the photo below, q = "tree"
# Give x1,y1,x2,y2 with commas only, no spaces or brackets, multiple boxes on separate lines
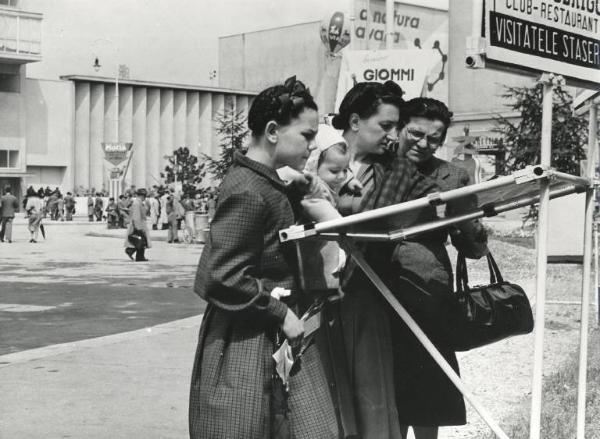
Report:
203,104,249,185
493,81,589,226
160,146,207,196
494,81,588,176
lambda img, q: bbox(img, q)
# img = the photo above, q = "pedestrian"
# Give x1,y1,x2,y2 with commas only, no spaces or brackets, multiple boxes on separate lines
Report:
26,188,44,243
94,193,104,221
0,185,19,243
117,194,129,228
64,192,76,220
189,77,337,439
56,194,65,221
159,190,169,229
47,190,58,220
148,192,160,230
106,197,118,229
87,194,94,222
124,188,151,262
166,194,179,243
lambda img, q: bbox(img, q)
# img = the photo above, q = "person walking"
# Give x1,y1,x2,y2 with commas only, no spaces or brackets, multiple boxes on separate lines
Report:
124,188,151,262
87,194,94,222
64,192,76,221
94,193,104,221
56,194,65,221
148,192,160,230
25,188,44,243
166,195,179,243
0,185,19,243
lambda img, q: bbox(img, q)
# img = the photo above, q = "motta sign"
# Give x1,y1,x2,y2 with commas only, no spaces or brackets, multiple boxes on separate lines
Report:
484,0,600,84
102,142,133,166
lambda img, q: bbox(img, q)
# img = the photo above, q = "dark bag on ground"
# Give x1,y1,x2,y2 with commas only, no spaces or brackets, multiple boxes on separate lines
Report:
445,252,534,351
128,229,146,251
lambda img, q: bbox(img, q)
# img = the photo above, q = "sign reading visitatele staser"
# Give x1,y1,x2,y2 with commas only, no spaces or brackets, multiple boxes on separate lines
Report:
485,0,600,83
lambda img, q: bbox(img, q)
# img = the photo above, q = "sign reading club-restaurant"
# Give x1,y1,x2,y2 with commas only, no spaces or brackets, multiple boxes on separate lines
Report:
485,0,600,83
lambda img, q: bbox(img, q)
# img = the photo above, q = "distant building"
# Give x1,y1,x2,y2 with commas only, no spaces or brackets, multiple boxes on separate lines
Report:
0,0,256,201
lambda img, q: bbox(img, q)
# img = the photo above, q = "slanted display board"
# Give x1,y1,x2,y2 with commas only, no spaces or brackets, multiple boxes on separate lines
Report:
483,0,600,85
280,166,589,243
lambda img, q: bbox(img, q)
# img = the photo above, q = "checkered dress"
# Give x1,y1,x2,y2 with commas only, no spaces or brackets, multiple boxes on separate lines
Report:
189,152,338,439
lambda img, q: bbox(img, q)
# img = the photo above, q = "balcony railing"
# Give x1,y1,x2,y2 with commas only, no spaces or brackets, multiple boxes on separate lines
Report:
0,7,42,63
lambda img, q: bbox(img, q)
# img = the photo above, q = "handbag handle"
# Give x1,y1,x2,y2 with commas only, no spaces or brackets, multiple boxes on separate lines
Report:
456,252,504,293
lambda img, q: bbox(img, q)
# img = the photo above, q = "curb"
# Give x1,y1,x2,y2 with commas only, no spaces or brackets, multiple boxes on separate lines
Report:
0,314,203,367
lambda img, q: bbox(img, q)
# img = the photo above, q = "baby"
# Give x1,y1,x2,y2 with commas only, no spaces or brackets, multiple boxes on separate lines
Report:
278,124,358,296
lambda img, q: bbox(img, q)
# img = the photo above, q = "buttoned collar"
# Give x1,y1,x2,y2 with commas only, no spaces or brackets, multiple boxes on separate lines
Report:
233,151,287,190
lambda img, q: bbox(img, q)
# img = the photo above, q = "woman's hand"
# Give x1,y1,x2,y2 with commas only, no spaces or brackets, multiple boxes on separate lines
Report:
282,308,304,346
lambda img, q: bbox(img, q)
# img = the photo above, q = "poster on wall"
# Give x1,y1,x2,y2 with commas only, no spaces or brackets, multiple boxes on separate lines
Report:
484,0,600,85
335,49,437,109
353,0,449,101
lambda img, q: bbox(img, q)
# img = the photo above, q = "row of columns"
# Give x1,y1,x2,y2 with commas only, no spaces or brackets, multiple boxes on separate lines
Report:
73,81,252,192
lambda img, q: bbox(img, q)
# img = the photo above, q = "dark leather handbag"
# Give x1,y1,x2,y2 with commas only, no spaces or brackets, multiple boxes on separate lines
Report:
446,252,534,351
128,229,146,251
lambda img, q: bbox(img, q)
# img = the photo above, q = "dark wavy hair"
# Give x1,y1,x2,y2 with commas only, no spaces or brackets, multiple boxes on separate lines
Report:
398,98,453,132
248,76,318,137
332,81,405,130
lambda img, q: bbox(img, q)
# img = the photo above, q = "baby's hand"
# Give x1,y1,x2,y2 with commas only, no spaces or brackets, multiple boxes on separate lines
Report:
346,178,363,195
277,167,313,194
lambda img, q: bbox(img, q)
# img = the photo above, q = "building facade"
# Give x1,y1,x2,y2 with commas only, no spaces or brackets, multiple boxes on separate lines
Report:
0,0,258,201
0,1,41,201
218,0,538,174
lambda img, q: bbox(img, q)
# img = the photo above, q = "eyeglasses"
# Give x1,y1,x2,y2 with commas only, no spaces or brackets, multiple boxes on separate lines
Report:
405,127,444,148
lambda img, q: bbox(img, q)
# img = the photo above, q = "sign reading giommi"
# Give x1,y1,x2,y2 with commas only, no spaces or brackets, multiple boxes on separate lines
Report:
485,0,600,83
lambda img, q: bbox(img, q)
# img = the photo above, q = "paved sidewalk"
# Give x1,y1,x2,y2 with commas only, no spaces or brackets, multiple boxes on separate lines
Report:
0,315,203,439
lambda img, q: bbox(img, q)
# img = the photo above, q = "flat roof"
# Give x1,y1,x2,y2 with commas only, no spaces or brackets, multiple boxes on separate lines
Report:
60,75,259,96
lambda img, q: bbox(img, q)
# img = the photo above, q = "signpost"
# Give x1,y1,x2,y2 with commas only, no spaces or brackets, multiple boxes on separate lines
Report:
468,1,598,438
102,142,133,199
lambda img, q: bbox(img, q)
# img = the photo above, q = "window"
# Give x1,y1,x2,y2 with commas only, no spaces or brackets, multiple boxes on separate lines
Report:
0,149,18,168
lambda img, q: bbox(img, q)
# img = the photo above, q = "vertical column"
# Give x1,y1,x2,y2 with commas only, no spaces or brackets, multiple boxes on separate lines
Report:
211,94,225,158
89,83,105,193
104,84,117,142
132,87,147,189
173,90,187,150
146,88,161,188
74,82,91,191
198,92,212,158
236,95,249,118
119,86,134,188
186,92,200,158
160,89,174,162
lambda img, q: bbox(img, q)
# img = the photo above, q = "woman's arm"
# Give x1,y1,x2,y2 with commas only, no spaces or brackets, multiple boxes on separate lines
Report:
196,191,288,323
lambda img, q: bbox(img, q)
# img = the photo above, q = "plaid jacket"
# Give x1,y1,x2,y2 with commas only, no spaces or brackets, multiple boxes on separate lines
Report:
190,152,337,439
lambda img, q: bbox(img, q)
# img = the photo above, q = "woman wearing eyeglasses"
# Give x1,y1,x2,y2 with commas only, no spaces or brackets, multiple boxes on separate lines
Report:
388,98,489,439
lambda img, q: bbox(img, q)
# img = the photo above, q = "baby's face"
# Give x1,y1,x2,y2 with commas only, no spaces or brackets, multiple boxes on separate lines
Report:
317,146,349,191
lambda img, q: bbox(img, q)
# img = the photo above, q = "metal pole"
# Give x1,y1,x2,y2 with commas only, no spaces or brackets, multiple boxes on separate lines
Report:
385,0,394,49
576,188,595,439
341,238,510,439
576,103,598,439
529,75,554,439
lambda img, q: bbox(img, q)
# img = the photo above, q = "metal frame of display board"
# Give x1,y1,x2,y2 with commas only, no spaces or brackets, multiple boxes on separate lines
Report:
279,166,592,439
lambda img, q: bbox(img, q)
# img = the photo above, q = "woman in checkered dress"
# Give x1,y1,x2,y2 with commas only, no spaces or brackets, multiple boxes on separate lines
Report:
189,78,338,439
